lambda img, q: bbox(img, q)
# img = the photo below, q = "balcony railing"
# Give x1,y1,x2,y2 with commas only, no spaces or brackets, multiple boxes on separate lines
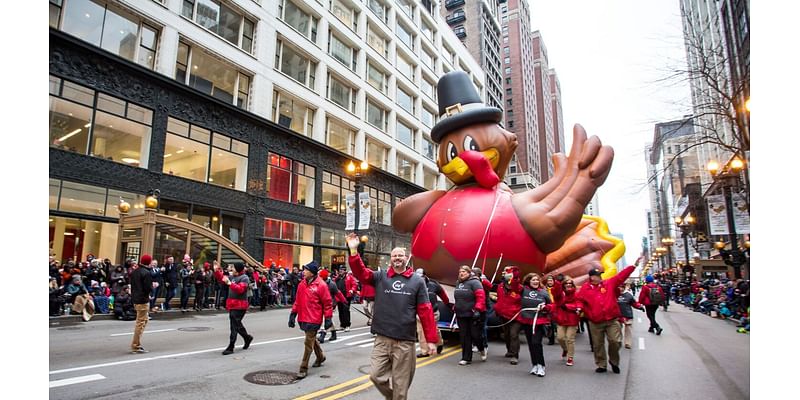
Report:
446,13,466,25
445,0,465,10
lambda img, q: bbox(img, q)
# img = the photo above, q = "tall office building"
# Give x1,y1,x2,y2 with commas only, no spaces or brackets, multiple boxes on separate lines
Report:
440,0,505,121
531,30,559,182
48,0,485,267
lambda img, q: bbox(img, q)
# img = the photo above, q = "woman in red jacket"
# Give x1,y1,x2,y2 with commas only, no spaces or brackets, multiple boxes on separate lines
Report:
214,263,253,356
288,261,333,379
550,275,581,366
494,266,523,365
638,275,664,335
519,273,554,377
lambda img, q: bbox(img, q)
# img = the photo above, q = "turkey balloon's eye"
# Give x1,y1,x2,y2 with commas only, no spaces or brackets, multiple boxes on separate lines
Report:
447,142,458,162
464,136,480,152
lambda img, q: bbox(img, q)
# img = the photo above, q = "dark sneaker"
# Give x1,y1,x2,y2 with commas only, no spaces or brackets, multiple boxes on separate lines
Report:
656,327,663,336
648,328,654,333
417,353,430,358
222,348,234,355
312,356,326,367
437,345,443,354
330,331,338,341
318,331,326,344
296,371,307,379
562,350,568,358
131,348,149,354
243,335,253,350
595,367,607,373
611,363,620,374
504,352,514,358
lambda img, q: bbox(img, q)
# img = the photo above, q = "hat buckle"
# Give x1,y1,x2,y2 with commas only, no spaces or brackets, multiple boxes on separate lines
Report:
445,103,463,117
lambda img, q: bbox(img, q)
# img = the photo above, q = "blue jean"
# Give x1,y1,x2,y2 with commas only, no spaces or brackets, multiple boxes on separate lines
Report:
164,286,176,310
180,285,191,309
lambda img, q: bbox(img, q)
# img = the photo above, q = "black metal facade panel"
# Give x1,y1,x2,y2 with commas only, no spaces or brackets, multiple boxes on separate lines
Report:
49,30,425,263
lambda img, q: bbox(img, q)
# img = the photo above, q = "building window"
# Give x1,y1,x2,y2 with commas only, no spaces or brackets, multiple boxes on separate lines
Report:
421,107,435,128
279,0,318,42
366,99,387,132
421,47,435,71
367,24,389,58
396,53,415,80
327,73,357,113
421,19,435,42
364,186,391,224
366,0,388,23
331,0,358,31
49,76,153,168
396,120,415,149
397,154,416,182
266,153,316,207
176,40,251,109
504,57,510,64
421,77,435,100
366,139,388,170
321,171,353,214
505,77,512,84
54,0,159,69
366,61,389,94
274,39,317,90
396,87,415,115
442,46,453,65
422,135,436,160
396,0,413,17
423,169,438,190
163,117,249,191
396,21,414,50
272,90,314,136
181,0,255,53
326,117,356,155
328,31,357,71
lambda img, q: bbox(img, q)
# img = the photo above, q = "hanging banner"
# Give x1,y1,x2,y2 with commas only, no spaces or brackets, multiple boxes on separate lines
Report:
732,193,750,234
673,238,687,264
675,195,689,219
706,195,729,235
345,193,356,230
358,192,371,230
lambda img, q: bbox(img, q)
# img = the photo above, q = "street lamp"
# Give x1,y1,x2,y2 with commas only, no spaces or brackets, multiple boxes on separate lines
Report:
661,237,675,272
675,213,696,282
345,160,369,235
707,157,747,279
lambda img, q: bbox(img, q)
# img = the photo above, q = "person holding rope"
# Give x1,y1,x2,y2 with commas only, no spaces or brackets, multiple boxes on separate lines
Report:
454,265,488,365
575,264,636,374
519,273,553,377
550,275,581,366
345,233,438,400
493,266,524,365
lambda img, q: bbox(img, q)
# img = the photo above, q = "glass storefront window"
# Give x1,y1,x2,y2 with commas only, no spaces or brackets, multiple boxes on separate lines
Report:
267,153,316,207
59,181,107,216
49,216,119,264
264,242,313,270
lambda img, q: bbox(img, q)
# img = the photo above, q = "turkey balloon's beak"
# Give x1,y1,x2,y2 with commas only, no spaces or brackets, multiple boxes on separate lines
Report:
441,148,500,186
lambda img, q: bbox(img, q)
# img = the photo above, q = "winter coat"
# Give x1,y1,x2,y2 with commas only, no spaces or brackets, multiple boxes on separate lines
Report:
453,276,486,317
494,278,523,321
215,270,249,310
360,279,376,300
292,276,333,327
638,283,664,306
575,265,635,323
519,286,553,325
617,291,641,319
550,280,581,326
345,274,358,299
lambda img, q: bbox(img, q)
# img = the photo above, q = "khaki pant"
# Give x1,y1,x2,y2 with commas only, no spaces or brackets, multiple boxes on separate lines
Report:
370,335,416,400
131,303,149,350
620,318,633,348
300,329,324,372
556,325,578,358
588,319,622,368
416,310,442,355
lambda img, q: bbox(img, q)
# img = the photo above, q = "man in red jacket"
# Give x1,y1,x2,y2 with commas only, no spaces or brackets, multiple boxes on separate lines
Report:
575,264,635,374
288,261,333,379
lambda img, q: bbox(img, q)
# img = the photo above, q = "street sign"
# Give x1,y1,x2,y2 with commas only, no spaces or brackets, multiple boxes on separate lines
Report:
358,192,371,230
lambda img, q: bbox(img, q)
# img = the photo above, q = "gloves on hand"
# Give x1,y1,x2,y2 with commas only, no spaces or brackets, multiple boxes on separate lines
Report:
288,312,297,328
324,318,332,330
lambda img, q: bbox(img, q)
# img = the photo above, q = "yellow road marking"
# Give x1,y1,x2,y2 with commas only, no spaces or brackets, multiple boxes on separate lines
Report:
294,346,460,400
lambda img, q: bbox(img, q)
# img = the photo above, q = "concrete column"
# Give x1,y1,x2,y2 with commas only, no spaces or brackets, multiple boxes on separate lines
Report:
388,147,397,174
98,222,118,263
81,221,99,259
312,101,327,143
156,26,179,78
52,217,66,262
415,161,424,187
354,129,366,161
141,208,158,257
250,74,273,120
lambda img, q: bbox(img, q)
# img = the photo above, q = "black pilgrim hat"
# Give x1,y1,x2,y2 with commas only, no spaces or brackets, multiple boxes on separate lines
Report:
430,71,502,143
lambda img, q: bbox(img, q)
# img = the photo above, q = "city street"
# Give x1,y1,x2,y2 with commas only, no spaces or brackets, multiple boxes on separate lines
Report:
49,303,749,400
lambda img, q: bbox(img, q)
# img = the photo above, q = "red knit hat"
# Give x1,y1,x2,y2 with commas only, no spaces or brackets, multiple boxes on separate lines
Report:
140,254,152,266
319,269,330,280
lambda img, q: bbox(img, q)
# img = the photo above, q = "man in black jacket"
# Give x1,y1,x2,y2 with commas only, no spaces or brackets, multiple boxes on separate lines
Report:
130,254,154,354
163,256,178,310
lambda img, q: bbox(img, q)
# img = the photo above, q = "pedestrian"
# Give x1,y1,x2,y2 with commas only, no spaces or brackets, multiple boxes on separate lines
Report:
575,264,636,374
494,266,524,365
345,233,438,400
148,258,162,312
544,275,557,346
659,277,672,312
288,260,333,379
361,274,376,326
163,256,178,310
217,263,254,355
335,266,353,332
454,265,487,365
130,254,154,354
318,268,346,343
638,275,665,335
617,282,643,349
415,268,449,358
193,263,208,311
551,275,581,366
519,272,553,377
179,257,193,312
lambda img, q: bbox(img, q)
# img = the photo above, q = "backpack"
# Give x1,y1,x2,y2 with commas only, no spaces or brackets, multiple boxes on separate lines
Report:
648,284,664,305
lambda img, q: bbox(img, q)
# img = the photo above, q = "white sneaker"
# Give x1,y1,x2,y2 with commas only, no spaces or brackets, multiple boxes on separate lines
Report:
344,327,350,332
480,349,487,361
458,360,470,366
529,366,537,375
538,365,546,377
472,346,478,352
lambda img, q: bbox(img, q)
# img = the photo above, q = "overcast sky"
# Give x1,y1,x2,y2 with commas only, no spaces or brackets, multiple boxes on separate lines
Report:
528,0,692,266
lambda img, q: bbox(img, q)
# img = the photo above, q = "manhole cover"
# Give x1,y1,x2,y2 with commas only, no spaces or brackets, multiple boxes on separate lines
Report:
178,327,212,332
244,370,298,386
56,327,83,330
